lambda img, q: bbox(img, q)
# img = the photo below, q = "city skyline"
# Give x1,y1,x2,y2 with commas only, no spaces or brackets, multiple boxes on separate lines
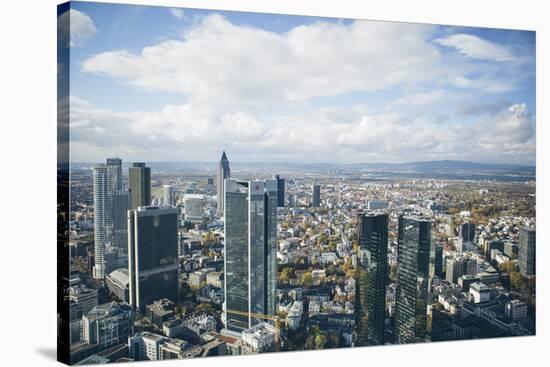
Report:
64,2,535,165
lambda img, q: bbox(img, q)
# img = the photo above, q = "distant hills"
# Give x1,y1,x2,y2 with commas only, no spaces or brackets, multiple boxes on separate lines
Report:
72,159,535,181
355,160,535,176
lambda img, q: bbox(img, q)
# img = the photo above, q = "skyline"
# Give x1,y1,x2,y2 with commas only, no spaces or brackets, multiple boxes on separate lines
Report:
64,2,535,164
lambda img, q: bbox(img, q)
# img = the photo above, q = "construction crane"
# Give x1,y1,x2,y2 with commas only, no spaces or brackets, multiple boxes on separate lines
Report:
225,309,282,323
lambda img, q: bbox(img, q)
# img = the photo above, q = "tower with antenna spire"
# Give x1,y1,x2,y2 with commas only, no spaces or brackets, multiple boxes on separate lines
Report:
216,151,231,216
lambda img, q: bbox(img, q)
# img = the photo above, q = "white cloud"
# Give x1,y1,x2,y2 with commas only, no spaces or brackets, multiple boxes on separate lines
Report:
74,15,534,164
58,9,97,47
68,94,535,164
82,14,441,103
435,34,514,62
169,8,184,20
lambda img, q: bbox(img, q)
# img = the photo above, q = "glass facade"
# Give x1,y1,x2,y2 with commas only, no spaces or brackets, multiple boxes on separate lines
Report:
128,207,179,313
394,215,432,344
129,163,151,209
224,179,277,333
356,212,388,346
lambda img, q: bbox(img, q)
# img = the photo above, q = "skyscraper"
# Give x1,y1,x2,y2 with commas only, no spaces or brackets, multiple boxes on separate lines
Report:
128,206,179,313
163,185,176,207
106,157,122,191
274,174,285,207
312,184,321,207
216,151,230,215
92,165,114,279
394,215,432,344
111,189,130,251
518,227,536,276
224,179,277,334
434,245,444,279
457,222,475,253
129,163,151,209
356,212,388,346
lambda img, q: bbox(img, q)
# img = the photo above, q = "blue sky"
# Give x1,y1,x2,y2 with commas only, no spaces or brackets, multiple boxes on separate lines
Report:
61,1,536,164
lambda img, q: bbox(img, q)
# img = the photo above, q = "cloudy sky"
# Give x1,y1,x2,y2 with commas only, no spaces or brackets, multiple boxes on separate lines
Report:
62,2,536,164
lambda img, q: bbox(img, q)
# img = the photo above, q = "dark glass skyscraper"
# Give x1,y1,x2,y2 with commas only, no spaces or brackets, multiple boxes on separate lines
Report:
312,184,321,207
394,215,432,344
224,179,277,333
356,212,388,346
129,163,151,209
128,206,179,313
434,244,443,279
274,174,285,207
111,189,130,251
216,151,231,215
518,227,536,276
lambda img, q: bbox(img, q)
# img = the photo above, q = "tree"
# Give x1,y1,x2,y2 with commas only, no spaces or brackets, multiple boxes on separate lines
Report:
196,303,214,315
315,333,327,349
280,268,294,284
302,272,313,287
510,272,523,292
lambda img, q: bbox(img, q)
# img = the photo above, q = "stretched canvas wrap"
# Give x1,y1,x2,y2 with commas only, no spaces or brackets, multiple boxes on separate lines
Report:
57,1,537,365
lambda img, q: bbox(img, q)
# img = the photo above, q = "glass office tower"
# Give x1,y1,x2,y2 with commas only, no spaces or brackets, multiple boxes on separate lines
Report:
356,212,388,346
128,206,179,313
394,215,432,344
129,162,151,209
224,179,277,333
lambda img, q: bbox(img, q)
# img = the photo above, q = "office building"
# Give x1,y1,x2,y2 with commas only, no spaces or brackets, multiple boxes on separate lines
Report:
434,245,444,278
69,284,98,316
356,212,388,346
128,206,179,313
105,157,122,190
518,227,536,276
274,175,285,207
82,302,133,351
111,189,130,251
312,184,321,207
216,151,230,215
105,268,130,302
367,199,388,211
163,185,176,207
224,179,277,333
446,256,477,284
129,163,151,209
505,299,528,321
469,282,490,303
241,323,277,353
394,215,432,344
184,194,205,223
92,164,114,278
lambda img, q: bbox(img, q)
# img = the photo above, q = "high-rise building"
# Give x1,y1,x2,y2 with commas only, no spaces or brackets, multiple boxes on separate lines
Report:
92,165,114,278
82,302,133,351
312,184,321,207
224,179,277,333
356,212,388,346
216,151,230,215
274,175,285,207
184,194,204,223
518,227,536,276
434,245,443,279
129,163,151,209
111,189,130,251
163,185,176,207
445,256,477,284
394,215,432,344
457,222,475,253
106,157,122,191
128,206,179,313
